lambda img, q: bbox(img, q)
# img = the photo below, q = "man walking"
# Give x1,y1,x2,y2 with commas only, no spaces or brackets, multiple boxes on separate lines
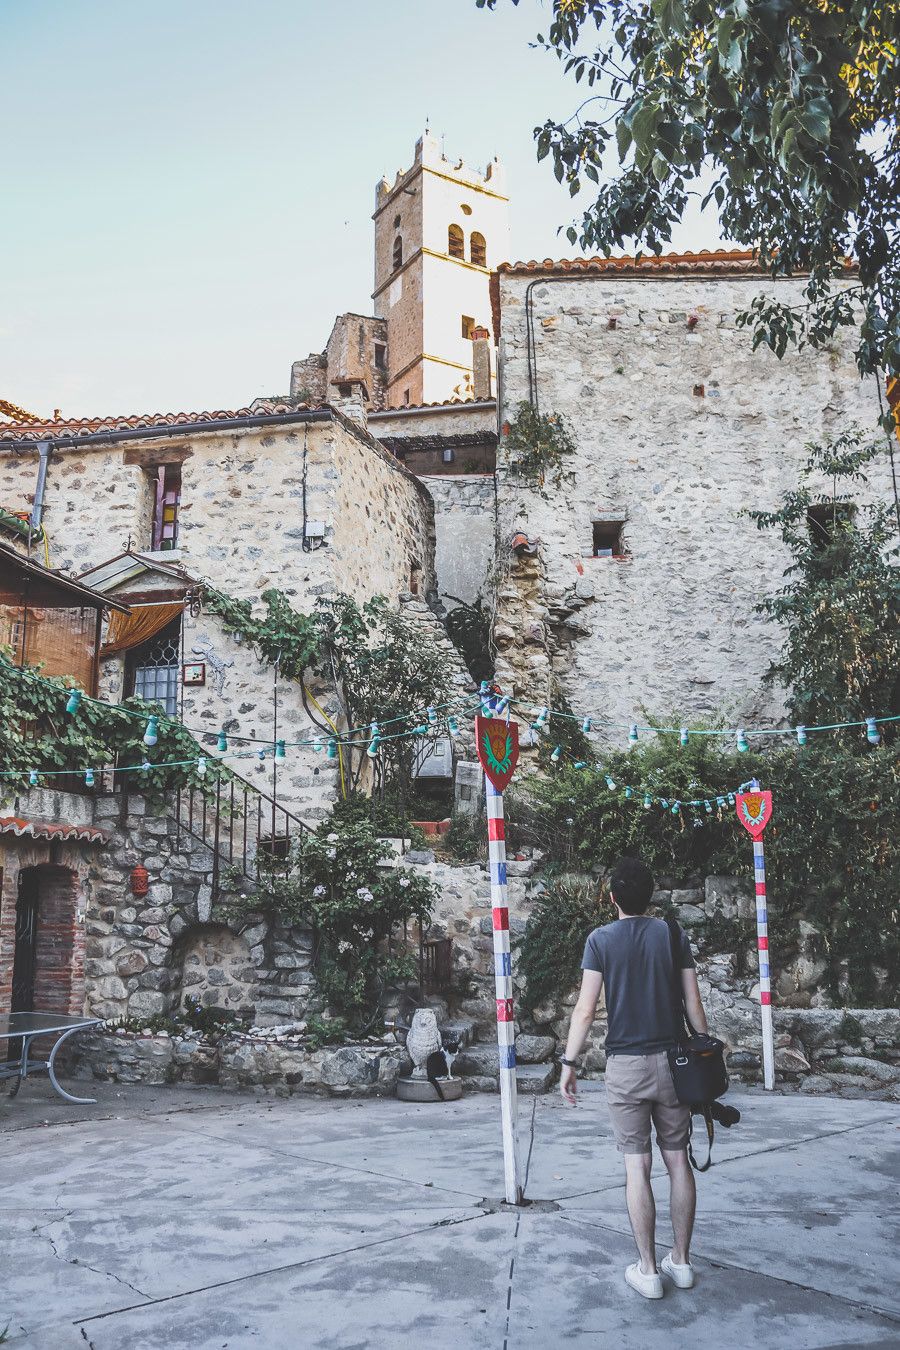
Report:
559,856,709,1299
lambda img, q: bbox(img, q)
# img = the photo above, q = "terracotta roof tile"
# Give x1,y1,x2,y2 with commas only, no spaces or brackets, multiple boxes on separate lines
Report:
0,405,326,445
0,817,110,844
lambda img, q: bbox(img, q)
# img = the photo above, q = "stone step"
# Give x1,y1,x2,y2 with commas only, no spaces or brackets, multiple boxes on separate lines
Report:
440,1020,476,1050
516,1062,556,1094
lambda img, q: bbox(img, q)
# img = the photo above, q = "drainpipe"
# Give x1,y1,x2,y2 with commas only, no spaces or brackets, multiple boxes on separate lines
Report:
28,441,52,556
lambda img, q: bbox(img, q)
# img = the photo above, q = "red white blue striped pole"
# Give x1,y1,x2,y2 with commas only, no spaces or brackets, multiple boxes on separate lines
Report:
753,836,775,1090
486,776,523,1204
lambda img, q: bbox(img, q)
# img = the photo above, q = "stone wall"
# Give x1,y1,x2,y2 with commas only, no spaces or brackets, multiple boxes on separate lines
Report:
420,475,496,609
493,264,892,734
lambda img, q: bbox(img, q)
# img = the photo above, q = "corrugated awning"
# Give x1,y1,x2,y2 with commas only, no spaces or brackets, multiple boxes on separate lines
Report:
100,601,183,658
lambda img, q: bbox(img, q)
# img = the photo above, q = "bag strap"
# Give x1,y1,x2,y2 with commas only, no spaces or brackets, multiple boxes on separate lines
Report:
665,916,696,1039
688,1107,714,1172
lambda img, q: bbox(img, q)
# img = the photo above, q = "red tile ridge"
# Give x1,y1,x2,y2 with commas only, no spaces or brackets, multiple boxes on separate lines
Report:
0,404,329,441
0,816,110,843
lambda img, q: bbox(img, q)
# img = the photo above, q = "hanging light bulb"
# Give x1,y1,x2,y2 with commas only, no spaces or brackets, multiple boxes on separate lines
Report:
680,727,689,747
66,689,82,715
367,723,380,758
216,730,228,756
326,738,337,760
197,756,207,778
582,717,592,734
715,796,725,808
660,798,669,809
705,800,713,814
257,748,267,766
671,802,680,815
736,728,749,752
84,768,95,787
29,769,39,787
643,793,652,809
532,706,549,730
727,792,736,806
413,723,429,735
628,723,639,746
625,786,633,799
427,706,438,726
796,725,807,747
496,694,510,714
550,745,562,763
313,738,324,754
866,718,880,746
275,739,286,764
447,716,459,737
605,775,616,790
140,760,152,774
142,715,159,747
573,760,587,770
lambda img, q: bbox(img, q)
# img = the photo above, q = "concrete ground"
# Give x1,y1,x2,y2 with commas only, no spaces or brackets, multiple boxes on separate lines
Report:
1,1077,898,1350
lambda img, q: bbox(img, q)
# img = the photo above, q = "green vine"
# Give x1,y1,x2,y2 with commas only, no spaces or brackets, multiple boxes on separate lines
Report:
504,401,577,489
0,655,212,799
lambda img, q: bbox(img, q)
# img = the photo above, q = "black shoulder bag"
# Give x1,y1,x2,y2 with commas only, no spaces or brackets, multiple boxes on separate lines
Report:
665,917,730,1171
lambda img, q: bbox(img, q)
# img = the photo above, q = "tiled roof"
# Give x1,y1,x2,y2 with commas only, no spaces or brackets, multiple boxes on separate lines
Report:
0,405,325,446
369,397,495,415
0,817,110,844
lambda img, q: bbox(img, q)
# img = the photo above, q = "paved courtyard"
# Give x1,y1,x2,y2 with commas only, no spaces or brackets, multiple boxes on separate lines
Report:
1,1078,898,1349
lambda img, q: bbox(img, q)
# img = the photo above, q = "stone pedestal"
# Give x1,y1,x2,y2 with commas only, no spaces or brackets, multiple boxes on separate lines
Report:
396,1076,463,1102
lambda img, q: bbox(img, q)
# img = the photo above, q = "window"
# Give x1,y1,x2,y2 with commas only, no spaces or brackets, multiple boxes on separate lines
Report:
470,231,486,267
461,315,475,340
374,342,387,371
592,520,626,557
393,235,403,271
807,501,855,550
151,464,181,551
393,213,401,229
442,447,455,464
460,203,473,216
403,388,411,406
448,224,465,259
128,618,181,716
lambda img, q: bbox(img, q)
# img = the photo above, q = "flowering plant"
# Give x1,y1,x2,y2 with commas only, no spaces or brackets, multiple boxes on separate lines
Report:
253,814,437,1027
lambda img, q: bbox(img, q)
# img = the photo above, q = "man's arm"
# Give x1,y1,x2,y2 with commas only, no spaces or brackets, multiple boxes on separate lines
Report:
681,967,709,1035
560,968,603,1105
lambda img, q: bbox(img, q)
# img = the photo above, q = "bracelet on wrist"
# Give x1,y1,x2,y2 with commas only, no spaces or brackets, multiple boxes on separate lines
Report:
560,1055,578,1067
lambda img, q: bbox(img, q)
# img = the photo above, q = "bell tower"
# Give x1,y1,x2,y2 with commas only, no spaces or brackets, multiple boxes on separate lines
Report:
373,132,509,407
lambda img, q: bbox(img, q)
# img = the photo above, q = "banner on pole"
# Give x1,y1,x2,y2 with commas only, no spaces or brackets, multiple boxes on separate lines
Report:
735,790,773,839
476,714,519,793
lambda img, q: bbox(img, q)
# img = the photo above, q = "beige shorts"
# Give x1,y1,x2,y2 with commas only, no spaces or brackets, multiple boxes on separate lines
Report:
604,1051,691,1154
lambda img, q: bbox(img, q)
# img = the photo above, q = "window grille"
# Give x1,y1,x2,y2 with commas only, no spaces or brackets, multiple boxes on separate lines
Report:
448,224,464,259
470,231,486,266
130,618,181,715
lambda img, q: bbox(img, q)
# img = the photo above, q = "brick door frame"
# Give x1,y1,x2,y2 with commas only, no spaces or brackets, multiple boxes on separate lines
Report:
0,844,88,1018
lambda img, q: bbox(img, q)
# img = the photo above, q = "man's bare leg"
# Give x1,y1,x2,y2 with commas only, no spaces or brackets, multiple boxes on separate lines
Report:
623,1152,657,1274
661,1147,696,1265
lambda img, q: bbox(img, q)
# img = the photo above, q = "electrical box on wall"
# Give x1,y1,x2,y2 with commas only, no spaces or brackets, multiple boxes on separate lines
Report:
304,520,327,540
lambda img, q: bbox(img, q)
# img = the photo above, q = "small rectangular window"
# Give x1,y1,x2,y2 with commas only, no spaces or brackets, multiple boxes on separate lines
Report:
461,315,475,340
592,520,626,557
807,501,854,549
403,388,411,406
374,343,387,371
151,464,181,551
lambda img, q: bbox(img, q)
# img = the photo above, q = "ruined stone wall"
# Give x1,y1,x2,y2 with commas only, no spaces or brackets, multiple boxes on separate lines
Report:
494,271,890,733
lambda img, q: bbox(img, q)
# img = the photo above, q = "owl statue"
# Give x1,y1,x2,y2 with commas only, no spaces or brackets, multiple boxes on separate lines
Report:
406,1009,442,1079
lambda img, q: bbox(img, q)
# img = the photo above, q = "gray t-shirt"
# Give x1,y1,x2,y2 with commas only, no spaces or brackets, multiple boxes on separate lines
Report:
581,915,695,1056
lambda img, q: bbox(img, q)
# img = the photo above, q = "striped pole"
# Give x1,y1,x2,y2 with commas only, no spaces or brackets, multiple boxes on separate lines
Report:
485,776,523,1204
753,836,775,1090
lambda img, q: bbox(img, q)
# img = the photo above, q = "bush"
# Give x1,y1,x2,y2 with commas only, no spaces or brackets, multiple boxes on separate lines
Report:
516,879,606,1016
246,812,439,1030
511,733,900,1006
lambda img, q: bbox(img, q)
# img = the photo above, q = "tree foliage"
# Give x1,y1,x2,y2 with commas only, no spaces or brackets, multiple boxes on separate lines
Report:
749,430,900,729
479,0,900,379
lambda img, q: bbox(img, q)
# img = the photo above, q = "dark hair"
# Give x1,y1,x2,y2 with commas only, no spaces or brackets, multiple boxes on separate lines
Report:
609,856,655,915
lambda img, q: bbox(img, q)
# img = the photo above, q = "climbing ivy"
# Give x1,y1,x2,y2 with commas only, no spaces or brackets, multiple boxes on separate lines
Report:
0,655,212,799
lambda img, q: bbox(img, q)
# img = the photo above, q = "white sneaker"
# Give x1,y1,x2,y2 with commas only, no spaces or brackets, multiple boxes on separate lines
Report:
661,1253,695,1288
625,1262,664,1299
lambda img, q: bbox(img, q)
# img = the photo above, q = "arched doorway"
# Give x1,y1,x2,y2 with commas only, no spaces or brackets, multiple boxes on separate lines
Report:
11,865,80,1015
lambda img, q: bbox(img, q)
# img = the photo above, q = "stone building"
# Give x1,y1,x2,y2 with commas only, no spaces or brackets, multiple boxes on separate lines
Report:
490,251,891,736
0,404,445,822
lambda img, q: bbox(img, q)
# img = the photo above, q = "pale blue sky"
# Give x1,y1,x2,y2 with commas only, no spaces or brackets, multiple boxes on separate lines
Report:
2,0,724,418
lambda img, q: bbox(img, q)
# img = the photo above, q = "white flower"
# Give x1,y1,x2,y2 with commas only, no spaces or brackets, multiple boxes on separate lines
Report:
327,833,339,842
338,939,352,954
356,888,374,903
398,877,410,889
313,885,326,897
326,848,337,859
